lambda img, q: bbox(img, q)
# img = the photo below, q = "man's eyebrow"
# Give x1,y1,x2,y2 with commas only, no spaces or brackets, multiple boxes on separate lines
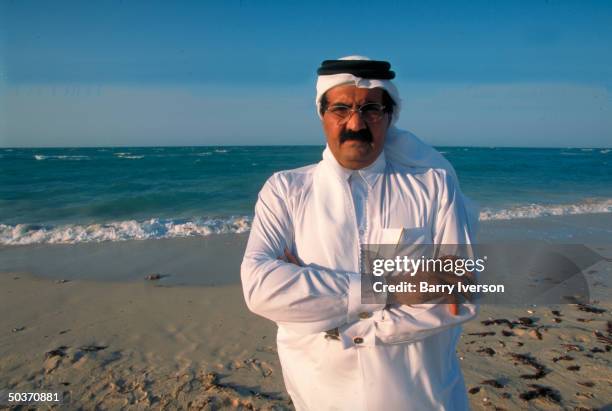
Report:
329,99,382,106
328,101,352,106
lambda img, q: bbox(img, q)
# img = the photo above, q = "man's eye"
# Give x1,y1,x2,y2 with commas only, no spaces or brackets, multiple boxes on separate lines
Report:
361,104,383,114
329,106,351,117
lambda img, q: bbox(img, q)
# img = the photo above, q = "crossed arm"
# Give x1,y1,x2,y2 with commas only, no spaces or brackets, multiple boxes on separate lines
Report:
240,175,478,346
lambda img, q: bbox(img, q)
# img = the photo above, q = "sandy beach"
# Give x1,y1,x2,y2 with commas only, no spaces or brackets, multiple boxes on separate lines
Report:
3,1,611,408
1,214,611,410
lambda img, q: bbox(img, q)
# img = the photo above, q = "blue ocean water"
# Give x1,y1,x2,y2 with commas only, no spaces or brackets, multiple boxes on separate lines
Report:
1,146,611,245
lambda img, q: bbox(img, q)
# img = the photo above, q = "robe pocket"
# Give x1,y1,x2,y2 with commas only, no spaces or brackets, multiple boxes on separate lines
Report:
379,227,431,245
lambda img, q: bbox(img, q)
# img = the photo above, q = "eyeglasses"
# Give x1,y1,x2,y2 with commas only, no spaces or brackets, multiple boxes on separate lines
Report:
325,103,387,125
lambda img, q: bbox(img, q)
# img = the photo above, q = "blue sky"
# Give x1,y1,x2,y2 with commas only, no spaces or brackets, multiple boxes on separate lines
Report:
1,0,611,147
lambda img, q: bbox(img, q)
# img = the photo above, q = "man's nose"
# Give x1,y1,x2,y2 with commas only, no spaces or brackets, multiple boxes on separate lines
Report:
345,110,367,131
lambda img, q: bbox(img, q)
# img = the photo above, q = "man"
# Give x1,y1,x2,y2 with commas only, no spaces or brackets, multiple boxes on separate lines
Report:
241,56,478,410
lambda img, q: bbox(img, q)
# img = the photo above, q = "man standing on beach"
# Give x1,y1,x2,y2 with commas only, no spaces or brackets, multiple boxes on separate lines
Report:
241,56,478,410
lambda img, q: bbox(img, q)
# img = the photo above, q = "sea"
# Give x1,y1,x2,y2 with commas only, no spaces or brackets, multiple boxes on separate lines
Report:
1,146,611,245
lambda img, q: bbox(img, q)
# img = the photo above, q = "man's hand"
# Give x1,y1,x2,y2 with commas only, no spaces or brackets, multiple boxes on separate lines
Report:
387,273,460,315
279,248,301,266
386,255,477,316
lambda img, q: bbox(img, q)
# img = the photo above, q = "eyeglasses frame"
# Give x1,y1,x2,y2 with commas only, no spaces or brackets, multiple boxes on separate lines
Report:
323,102,388,125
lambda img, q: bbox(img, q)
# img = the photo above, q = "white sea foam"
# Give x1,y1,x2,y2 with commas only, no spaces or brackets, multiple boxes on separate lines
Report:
114,152,144,159
0,216,252,246
601,149,611,154
479,198,612,221
34,154,90,160
3,198,611,245
214,149,229,153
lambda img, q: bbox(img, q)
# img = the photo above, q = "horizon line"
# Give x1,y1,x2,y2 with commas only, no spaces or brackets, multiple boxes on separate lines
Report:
2,144,611,150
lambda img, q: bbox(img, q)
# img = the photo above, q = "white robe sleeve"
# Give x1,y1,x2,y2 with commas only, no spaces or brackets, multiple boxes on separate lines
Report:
241,174,385,336
373,170,479,345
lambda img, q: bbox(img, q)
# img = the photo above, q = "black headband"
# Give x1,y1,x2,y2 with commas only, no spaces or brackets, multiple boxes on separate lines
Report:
317,59,395,80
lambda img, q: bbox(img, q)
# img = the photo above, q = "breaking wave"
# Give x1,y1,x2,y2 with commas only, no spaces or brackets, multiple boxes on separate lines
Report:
2,199,611,245
480,198,612,221
114,152,144,159
34,154,90,160
0,216,252,245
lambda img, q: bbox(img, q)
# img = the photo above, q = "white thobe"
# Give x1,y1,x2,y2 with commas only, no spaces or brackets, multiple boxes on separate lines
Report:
241,151,477,411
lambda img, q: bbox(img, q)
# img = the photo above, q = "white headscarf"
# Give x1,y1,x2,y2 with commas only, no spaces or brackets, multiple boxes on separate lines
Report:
316,55,402,125
317,55,480,232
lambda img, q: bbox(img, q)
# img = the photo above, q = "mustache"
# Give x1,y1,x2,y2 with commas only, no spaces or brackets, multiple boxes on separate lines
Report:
339,127,373,144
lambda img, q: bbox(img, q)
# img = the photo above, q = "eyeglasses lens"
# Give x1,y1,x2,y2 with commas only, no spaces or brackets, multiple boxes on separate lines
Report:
328,104,384,124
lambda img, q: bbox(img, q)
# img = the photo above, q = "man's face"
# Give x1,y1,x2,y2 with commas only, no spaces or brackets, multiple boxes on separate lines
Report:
322,85,390,170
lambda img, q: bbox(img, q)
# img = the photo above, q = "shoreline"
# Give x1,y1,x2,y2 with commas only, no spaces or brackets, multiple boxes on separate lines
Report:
0,233,249,286
1,213,611,286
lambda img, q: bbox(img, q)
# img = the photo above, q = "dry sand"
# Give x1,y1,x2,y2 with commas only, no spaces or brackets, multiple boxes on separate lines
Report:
1,272,287,410
1,215,611,410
